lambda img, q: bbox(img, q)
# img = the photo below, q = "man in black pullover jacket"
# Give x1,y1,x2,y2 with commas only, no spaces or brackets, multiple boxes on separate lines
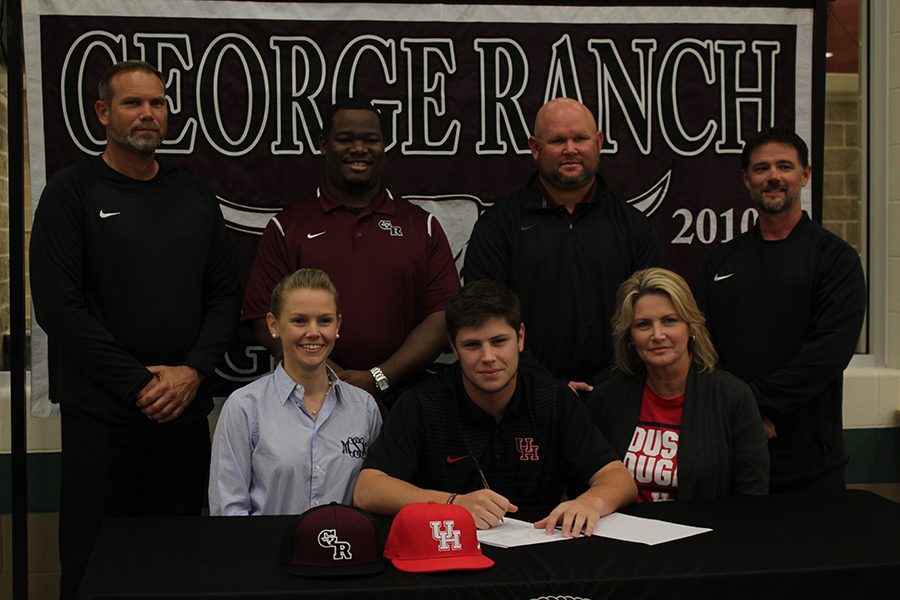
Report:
30,60,240,600
462,98,665,396
696,127,865,493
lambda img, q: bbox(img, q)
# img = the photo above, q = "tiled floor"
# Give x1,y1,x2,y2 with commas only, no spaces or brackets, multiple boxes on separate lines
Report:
1,513,59,600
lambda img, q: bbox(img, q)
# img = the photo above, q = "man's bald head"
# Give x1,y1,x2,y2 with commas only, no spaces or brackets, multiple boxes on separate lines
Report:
533,98,598,138
529,98,603,194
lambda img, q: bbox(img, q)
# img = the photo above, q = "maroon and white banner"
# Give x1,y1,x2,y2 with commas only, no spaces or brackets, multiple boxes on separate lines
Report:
24,0,822,413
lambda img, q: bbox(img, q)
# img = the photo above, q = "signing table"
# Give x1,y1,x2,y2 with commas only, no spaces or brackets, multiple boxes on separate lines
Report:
78,490,900,599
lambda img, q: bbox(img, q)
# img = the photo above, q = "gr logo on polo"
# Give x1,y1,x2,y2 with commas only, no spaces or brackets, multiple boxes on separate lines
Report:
429,520,462,551
378,219,403,236
317,528,352,560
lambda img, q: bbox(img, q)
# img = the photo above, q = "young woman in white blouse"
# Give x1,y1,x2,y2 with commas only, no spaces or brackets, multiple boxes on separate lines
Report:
209,268,382,515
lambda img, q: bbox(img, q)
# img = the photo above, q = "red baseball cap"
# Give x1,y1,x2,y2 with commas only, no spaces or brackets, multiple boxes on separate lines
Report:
279,503,385,577
383,502,494,573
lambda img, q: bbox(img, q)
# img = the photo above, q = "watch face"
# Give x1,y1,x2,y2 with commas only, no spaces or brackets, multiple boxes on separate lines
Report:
376,379,389,392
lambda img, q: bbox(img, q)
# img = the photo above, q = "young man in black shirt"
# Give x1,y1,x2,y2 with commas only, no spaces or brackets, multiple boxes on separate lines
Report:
354,280,635,536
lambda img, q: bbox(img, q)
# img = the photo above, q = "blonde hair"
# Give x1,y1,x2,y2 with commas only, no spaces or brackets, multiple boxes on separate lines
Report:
270,268,339,317
611,268,717,375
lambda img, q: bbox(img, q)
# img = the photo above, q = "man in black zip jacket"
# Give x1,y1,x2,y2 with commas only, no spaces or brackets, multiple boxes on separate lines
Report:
462,98,665,397
695,127,865,493
30,60,240,600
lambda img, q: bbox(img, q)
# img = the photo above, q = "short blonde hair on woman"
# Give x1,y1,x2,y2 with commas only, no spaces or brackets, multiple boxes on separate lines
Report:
270,268,339,317
611,267,717,375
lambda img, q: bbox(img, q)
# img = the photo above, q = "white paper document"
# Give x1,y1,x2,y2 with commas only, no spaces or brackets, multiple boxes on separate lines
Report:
477,517,570,548
592,512,712,545
476,513,711,548
478,513,712,548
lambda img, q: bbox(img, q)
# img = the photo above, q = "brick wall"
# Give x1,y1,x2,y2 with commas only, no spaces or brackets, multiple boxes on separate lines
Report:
823,81,863,252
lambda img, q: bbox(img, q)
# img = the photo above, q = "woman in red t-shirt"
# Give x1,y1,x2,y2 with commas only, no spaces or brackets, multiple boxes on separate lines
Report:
588,268,769,501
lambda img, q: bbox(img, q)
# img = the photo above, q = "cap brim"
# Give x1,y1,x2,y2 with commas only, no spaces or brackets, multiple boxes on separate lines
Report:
281,558,385,578
389,554,494,573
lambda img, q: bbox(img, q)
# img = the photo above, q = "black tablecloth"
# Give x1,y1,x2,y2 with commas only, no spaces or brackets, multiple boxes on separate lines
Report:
79,490,900,599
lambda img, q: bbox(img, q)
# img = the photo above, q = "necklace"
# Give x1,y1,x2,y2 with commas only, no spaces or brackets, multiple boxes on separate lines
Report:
303,376,334,418
306,398,323,418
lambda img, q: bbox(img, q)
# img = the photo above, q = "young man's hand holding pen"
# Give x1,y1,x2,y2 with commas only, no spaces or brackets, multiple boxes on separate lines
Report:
451,489,518,529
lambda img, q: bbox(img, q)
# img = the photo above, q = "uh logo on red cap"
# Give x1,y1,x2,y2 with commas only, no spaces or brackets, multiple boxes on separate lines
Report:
430,520,462,551
384,502,494,573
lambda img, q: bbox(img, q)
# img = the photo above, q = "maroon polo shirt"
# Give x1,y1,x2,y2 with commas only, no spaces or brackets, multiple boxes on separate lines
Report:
243,183,460,370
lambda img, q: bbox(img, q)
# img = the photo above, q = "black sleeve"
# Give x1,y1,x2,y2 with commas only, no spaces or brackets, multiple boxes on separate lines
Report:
693,246,722,336
729,383,770,495
184,188,241,380
632,211,667,272
587,208,665,386
693,244,730,399
361,391,425,479
750,241,865,415
586,375,640,461
460,206,511,286
558,384,619,487
29,170,153,402
586,359,617,389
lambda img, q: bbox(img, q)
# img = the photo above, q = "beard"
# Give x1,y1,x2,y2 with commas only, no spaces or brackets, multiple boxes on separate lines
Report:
107,121,164,155
538,157,599,191
755,183,798,214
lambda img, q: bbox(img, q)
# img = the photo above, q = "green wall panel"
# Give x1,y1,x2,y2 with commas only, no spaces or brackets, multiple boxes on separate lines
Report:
845,427,900,483
0,452,61,513
3,427,899,514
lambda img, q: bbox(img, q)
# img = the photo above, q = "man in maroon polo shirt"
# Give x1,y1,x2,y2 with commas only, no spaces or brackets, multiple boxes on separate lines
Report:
243,98,460,404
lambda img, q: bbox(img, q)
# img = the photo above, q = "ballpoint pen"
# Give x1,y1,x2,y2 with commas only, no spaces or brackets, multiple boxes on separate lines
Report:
447,454,503,523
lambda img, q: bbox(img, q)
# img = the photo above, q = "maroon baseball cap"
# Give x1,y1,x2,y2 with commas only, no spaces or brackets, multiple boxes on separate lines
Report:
279,503,385,577
383,502,494,573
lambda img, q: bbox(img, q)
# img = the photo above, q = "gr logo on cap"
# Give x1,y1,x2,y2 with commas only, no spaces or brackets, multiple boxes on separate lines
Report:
280,504,384,577
317,528,352,560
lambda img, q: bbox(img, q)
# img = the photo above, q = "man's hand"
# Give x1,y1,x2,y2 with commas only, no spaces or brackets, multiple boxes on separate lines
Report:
339,369,379,396
534,497,602,538
568,380,593,395
136,365,202,424
762,415,777,439
454,489,517,529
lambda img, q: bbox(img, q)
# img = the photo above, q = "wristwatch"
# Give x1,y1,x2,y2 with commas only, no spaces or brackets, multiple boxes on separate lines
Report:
369,366,390,392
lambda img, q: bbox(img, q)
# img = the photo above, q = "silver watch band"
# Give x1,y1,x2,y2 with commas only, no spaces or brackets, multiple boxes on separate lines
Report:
369,366,390,392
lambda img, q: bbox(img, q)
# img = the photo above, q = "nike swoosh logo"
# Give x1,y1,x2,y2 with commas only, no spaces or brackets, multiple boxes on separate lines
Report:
446,455,471,464
307,231,326,239
520,224,536,231
99,210,121,219
713,273,734,282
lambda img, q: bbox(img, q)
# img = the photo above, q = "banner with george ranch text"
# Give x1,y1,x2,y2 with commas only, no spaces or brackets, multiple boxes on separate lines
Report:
23,0,825,414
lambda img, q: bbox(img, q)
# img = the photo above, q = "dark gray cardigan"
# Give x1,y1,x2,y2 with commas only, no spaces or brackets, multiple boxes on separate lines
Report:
588,364,769,499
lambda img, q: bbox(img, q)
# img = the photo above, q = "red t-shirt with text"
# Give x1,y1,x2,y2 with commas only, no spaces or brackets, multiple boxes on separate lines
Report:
624,385,684,503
